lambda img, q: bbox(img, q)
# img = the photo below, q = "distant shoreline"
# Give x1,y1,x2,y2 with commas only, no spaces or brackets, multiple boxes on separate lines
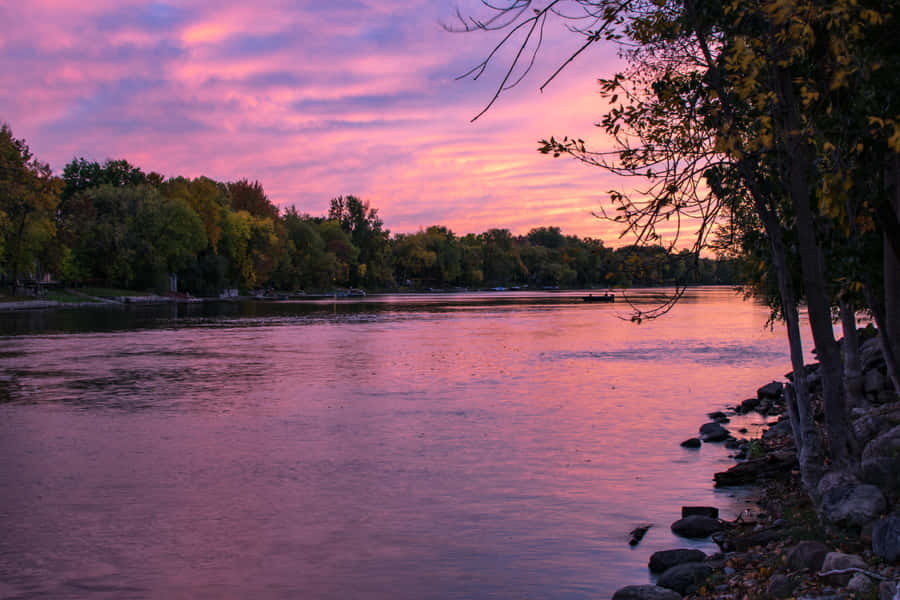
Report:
0,285,742,312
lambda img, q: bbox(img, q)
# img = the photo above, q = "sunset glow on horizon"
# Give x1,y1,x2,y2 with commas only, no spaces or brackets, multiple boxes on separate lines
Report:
0,0,654,242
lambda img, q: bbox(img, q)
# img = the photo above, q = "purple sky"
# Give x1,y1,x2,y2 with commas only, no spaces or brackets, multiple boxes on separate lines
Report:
1,1,641,240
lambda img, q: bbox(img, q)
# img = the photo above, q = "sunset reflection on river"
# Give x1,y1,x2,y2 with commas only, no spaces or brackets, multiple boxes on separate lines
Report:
0,288,809,599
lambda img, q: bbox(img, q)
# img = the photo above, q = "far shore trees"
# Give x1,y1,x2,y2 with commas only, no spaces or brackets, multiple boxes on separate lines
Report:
0,120,739,297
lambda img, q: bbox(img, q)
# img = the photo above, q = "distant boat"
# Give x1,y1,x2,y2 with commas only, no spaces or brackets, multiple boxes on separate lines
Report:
583,293,615,303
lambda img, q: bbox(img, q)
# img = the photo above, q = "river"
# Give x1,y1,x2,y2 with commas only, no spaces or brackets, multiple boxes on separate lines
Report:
0,288,803,599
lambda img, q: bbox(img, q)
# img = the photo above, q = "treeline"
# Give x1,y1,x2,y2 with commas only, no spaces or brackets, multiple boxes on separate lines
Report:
0,123,736,295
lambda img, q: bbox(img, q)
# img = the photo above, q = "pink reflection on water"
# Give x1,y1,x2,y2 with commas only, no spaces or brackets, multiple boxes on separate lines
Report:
0,288,808,599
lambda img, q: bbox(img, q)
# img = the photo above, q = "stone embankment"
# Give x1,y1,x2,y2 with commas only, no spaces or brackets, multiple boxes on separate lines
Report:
613,331,900,600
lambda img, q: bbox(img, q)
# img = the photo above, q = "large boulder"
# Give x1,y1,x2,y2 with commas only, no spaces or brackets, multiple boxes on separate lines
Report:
612,585,681,600
821,552,868,585
708,410,730,422
656,562,712,595
820,483,886,527
758,381,784,400
863,425,900,462
714,451,796,487
680,437,701,448
763,419,793,439
854,414,894,447
862,426,900,494
862,457,900,494
860,336,885,370
849,573,876,596
699,422,730,442
649,548,707,573
872,515,900,562
682,506,718,519
865,369,887,394
738,397,760,413
786,540,831,572
671,515,723,538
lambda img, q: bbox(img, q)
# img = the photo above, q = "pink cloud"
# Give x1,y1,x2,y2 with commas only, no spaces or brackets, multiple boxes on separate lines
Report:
1,0,670,245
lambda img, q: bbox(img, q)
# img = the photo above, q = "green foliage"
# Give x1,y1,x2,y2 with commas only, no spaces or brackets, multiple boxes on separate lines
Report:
227,179,278,221
61,157,156,201
328,195,392,288
0,123,59,281
0,119,743,295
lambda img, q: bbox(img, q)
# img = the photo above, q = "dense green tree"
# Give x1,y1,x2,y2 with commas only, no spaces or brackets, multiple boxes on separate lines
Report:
130,195,207,290
162,176,228,253
481,228,527,285
328,195,392,287
61,158,157,201
227,179,279,221
0,124,60,282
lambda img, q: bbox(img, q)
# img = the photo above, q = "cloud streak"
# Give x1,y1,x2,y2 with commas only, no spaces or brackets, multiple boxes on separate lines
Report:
0,0,655,243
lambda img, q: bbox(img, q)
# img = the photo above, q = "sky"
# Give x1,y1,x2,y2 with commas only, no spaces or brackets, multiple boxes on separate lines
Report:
1,0,635,241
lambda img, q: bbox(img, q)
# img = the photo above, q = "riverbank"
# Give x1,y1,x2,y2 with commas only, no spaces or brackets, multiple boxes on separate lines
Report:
614,333,900,600
0,288,212,311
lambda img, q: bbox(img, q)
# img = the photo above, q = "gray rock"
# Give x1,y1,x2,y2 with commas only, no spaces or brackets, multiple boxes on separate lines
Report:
699,422,730,442
682,506,718,519
649,548,707,573
860,336,885,370
758,381,784,400
862,456,900,493
848,573,875,595
821,552,867,585
879,581,898,600
656,562,712,595
629,524,652,546
611,585,681,600
767,574,796,598
872,515,900,562
865,369,887,393
863,425,900,461
786,540,831,572
680,437,701,448
820,483,886,527
708,411,729,422
763,419,793,439
671,515,723,538
816,470,860,497
739,397,760,413
854,414,893,446
714,451,797,487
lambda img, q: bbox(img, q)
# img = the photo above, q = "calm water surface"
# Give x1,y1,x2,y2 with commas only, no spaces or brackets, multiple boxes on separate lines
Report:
0,288,803,599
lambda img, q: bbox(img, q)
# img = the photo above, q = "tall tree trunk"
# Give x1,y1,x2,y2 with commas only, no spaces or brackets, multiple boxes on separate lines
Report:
754,189,824,492
775,65,857,468
882,157,900,393
839,301,866,410
684,2,825,490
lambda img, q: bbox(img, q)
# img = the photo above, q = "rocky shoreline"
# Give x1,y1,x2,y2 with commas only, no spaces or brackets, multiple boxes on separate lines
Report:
614,333,900,600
